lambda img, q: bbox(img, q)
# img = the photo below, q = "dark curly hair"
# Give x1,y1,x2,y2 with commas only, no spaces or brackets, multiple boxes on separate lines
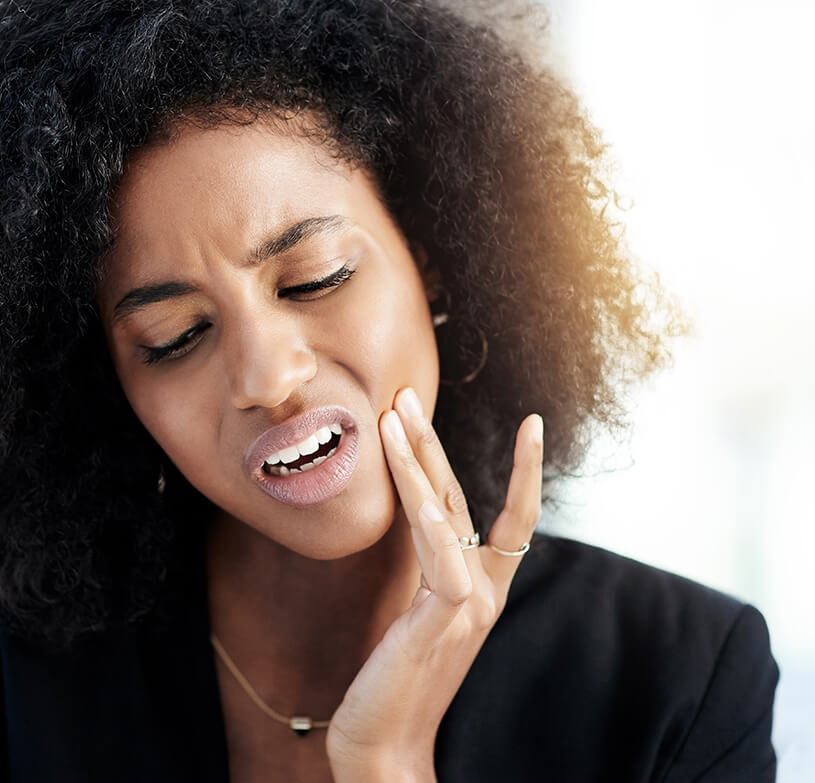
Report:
0,0,679,647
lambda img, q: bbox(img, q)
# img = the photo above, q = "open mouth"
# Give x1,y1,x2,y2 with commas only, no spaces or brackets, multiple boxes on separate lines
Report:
261,426,343,476
244,405,361,508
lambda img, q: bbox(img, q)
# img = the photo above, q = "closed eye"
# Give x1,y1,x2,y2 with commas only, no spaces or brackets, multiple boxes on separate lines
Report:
279,263,356,299
139,321,212,366
137,264,355,366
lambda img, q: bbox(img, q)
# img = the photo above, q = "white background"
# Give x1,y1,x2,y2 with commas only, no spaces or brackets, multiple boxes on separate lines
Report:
541,2,814,779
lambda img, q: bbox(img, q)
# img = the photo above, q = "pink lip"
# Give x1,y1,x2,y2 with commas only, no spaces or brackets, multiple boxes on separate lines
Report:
244,405,360,508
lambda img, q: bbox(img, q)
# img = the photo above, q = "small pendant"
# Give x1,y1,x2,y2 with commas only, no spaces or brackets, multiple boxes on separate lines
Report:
289,716,312,737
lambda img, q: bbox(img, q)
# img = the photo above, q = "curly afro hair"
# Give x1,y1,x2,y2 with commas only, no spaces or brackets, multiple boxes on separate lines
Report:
0,0,679,647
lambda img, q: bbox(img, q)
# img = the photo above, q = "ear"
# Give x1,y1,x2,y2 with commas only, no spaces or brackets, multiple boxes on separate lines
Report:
411,242,442,304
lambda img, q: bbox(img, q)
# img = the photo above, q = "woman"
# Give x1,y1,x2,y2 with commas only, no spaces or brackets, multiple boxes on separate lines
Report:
0,1,778,781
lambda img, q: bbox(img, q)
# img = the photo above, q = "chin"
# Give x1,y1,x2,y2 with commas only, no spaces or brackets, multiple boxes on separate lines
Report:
251,479,401,561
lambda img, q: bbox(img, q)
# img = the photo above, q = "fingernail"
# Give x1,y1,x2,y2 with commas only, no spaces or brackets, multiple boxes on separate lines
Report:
384,410,408,442
399,387,423,419
419,500,444,522
532,414,544,445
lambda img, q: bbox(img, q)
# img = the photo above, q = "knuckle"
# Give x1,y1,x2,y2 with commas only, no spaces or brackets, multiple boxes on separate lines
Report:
504,498,538,529
446,580,473,607
443,481,469,516
438,535,462,554
470,592,500,630
395,440,420,470
415,420,439,452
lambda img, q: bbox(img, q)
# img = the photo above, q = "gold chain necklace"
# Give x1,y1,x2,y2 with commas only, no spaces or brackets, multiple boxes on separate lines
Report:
210,633,332,737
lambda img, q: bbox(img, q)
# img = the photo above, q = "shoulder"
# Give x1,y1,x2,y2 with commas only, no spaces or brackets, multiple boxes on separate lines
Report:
437,534,779,782
500,534,775,685
509,533,754,651
0,580,227,782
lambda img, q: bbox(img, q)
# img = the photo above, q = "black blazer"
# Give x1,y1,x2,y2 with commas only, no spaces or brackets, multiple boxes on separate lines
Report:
0,535,779,781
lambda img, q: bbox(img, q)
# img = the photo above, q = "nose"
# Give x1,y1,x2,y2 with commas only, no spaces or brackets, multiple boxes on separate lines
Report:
226,310,318,411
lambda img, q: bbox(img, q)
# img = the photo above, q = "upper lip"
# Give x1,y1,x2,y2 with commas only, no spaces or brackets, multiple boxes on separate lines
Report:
243,405,357,475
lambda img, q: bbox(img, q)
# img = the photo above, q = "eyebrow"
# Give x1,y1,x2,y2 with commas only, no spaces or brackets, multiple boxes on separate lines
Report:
111,215,348,323
250,214,346,261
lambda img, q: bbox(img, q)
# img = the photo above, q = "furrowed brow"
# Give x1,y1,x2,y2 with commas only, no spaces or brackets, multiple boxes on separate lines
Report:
112,281,198,324
111,215,348,323
251,215,347,261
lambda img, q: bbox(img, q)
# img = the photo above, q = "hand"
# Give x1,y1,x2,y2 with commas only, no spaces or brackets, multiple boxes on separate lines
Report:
326,387,544,781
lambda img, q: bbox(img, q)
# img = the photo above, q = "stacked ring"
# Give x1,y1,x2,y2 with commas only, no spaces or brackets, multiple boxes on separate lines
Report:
488,541,531,557
458,533,481,551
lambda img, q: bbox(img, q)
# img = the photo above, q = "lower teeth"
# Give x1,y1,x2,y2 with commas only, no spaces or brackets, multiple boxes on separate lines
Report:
266,447,338,477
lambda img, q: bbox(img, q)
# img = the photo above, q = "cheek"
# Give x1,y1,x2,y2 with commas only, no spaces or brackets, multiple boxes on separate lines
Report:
349,273,437,402
120,369,218,473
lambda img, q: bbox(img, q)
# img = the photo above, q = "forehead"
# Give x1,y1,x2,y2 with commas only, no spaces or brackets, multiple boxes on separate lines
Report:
114,120,356,239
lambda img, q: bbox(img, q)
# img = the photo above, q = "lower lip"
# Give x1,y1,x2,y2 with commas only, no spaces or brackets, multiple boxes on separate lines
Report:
252,427,360,508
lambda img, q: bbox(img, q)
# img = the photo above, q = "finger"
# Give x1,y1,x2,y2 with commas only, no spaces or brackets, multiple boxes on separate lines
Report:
419,500,473,601
393,387,477,544
379,409,439,579
403,500,472,646
483,413,543,587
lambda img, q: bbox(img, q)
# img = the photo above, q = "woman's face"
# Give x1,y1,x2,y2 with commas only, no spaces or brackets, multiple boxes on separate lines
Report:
98,120,439,559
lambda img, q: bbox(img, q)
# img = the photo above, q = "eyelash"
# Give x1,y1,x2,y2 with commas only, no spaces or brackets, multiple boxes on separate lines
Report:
278,263,355,298
140,322,212,366
139,263,356,366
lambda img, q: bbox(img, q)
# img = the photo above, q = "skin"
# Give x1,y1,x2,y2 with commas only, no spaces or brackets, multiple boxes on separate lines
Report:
98,119,544,782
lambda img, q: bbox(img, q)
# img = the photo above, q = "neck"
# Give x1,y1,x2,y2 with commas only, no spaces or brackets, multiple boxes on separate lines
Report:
205,506,420,718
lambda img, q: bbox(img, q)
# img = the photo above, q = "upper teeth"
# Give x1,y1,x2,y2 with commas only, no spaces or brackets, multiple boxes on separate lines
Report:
264,423,342,465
